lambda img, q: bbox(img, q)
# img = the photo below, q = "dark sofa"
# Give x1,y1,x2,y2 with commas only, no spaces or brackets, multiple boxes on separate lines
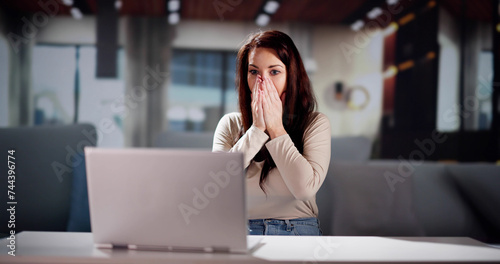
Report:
0,123,96,237
317,160,500,243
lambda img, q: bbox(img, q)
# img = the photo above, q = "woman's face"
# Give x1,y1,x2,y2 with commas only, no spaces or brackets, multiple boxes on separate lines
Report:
247,47,287,100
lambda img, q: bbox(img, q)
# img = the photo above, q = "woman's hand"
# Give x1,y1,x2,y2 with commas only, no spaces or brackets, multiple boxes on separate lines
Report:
251,75,266,132
261,76,287,139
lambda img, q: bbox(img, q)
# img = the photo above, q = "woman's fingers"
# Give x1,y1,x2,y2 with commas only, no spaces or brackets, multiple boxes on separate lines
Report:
266,77,275,102
251,75,266,131
257,78,264,109
252,76,262,109
265,76,281,102
258,89,264,112
252,76,259,100
261,76,276,103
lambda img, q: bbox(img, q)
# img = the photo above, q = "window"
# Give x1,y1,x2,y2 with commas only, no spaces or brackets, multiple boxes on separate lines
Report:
32,44,125,147
77,46,126,147
32,45,76,125
476,51,493,130
167,49,238,132
0,35,9,127
224,53,239,114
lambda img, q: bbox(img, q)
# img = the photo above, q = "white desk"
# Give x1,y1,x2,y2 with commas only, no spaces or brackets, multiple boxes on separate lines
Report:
1,231,500,263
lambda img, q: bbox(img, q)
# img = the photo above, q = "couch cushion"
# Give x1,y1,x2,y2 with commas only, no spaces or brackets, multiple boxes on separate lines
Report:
412,163,487,239
0,123,97,233
331,136,372,161
318,161,422,236
447,164,500,243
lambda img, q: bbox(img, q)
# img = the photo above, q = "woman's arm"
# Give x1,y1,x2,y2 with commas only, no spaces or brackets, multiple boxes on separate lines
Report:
265,113,331,201
212,113,269,169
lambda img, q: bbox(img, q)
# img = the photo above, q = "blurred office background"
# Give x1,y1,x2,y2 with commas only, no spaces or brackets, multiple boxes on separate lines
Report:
0,0,499,162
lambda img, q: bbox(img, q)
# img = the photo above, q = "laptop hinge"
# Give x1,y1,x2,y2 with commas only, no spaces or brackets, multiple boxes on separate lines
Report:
112,244,129,249
95,243,113,249
212,246,230,253
100,244,231,253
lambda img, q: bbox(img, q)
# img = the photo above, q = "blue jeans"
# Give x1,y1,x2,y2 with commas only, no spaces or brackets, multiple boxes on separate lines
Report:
248,217,322,236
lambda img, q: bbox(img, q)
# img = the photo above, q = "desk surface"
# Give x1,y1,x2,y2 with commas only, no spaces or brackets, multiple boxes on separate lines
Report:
1,231,500,263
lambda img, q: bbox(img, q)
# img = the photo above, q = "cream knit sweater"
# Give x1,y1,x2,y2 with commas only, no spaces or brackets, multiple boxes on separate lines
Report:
213,112,331,219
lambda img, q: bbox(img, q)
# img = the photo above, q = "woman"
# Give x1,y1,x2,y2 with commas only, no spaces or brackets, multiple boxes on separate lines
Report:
213,30,331,236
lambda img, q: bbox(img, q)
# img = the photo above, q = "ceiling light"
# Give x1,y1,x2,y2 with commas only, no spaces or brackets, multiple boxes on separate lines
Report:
386,0,399,5
168,12,180,25
263,1,280,14
70,7,83,19
383,65,398,79
168,0,180,12
398,60,414,71
351,20,364,31
367,7,383,19
426,51,436,60
256,13,270,27
383,22,399,35
398,12,415,26
62,0,73,6
115,0,122,10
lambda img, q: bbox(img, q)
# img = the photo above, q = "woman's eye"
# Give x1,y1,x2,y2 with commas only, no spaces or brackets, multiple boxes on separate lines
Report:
249,70,258,75
270,70,280,76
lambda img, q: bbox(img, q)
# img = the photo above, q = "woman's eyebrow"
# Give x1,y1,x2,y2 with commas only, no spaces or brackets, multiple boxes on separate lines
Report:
248,64,284,69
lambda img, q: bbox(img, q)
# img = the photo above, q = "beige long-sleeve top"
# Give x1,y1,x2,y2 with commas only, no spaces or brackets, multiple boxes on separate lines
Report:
212,112,331,219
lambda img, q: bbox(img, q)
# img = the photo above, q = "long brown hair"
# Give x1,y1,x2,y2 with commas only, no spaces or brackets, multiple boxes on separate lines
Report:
236,30,317,193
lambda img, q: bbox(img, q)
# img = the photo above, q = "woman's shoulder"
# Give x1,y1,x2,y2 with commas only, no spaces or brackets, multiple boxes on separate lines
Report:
223,112,242,119
221,112,242,123
304,111,331,135
217,112,243,131
310,112,329,125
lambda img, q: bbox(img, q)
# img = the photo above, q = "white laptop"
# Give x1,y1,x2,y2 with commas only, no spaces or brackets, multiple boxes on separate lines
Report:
84,147,259,253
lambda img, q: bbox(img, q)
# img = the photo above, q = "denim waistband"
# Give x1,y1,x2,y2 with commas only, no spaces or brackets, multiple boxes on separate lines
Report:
248,217,319,227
